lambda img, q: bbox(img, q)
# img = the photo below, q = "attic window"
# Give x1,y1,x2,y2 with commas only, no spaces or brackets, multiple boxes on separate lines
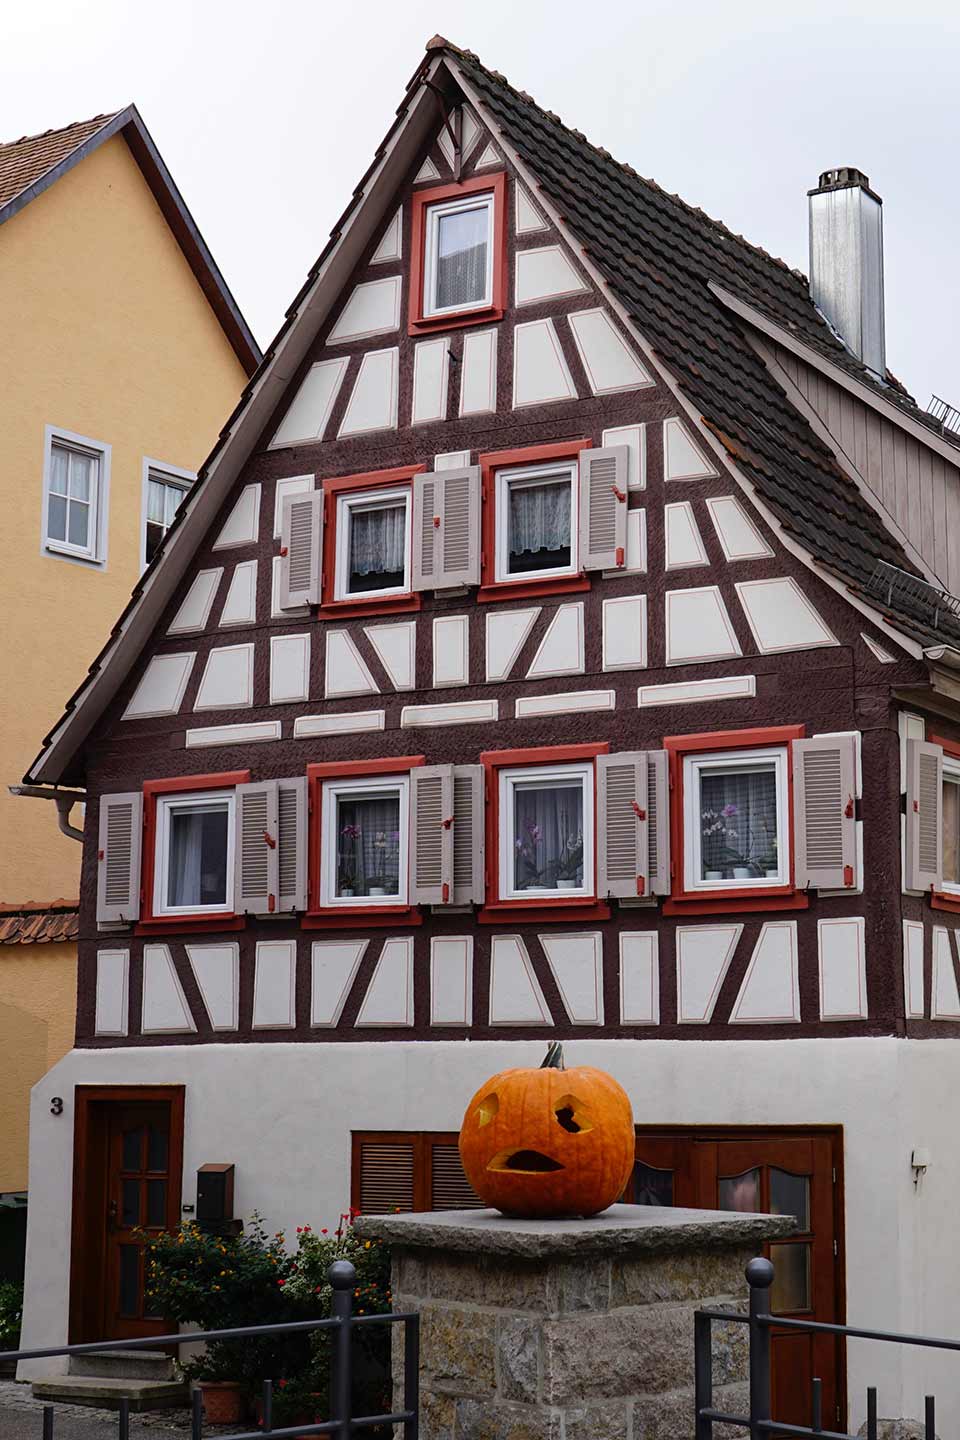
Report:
424,193,494,317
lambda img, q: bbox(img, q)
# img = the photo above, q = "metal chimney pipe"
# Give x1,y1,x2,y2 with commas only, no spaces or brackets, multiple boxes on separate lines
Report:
808,167,886,378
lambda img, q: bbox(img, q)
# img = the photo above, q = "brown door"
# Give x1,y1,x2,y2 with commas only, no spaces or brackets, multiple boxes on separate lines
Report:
70,1087,184,1343
631,1128,844,1431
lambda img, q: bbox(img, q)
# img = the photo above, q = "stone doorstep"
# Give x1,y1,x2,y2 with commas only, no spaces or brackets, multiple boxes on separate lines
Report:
69,1349,177,1381
31,1376,189,1412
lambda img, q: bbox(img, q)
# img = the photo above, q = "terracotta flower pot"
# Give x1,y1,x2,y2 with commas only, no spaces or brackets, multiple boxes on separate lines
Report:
196,1380,245,1425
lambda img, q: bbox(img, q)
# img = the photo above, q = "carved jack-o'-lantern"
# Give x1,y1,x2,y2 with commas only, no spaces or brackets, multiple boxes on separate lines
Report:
458,1043,635,1218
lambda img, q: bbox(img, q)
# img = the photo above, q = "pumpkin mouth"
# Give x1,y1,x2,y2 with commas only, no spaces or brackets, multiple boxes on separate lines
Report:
487,1149,564,1174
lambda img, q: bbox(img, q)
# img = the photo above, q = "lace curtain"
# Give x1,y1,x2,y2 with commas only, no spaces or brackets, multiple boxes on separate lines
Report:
336,795,401,895
436,207,488,309
508,480,571,559
168,808,227,907
513,783,584,890
699,768,778,876
349,504,406,579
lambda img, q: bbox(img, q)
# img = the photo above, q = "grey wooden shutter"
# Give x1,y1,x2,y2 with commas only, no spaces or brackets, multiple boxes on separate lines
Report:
792,735,858,890
412,467,481,590
647,751,671,896
277,777,308,913
358,1139,416,1214
905,738,943,893
452,765,485,905
235,781,279,915
579,446,629,572
410,765,454,904
597,753,649,898
280,491,323,608
96,792,143,924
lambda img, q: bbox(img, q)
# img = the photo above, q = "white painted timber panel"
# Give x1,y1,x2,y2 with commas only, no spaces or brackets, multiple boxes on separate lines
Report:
168,569,222,634
401,699,497,727
474,140,500,170
95,950,129,1036
526,603,584,678
270,633,311,703
862,633,896,664
620,508,647,574
219,560,258,627
515,246,588,305
638,675,756,708
603,424,646,491
705,495,773,560
540,932,604,1025
433,615,470,687
213,484,261,548
124,652,195,719
141,945,196,1034
311,940,368,1027
273,476,314,537
270,359,348,447
665,502,709,569
186,944,239,1030
515,185,547,233
414,157,440,184
932,928,960,1021
730,923,801,1024
186,721,281,748
568,308,653,394
324,631,379,698
356,937,414,1026
295,711,385,738
489,935,552,1025
370,208,402,264
736,579,838,653
194,644,255,710
338,348,399,436
663,418,717,480
252,941,297,1029
435,450,471,470
515,689,614,718
364,622,416,691
411,338,450,425
903,920,925,1020
459,328,498,416
329,275,401,342
665,587,742,665
676,925,743,1024
619,933,659,1025
486,607,540,682
818,918,868,1020
602,594,647,671
430,937,473,1026
512,319,577,408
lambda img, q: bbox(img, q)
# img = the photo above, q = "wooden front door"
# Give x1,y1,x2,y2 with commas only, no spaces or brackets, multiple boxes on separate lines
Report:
631,1128,844,1431
70,1087,184,1343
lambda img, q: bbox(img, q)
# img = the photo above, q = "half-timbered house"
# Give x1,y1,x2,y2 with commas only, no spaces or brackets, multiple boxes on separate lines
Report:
17,38,960,1429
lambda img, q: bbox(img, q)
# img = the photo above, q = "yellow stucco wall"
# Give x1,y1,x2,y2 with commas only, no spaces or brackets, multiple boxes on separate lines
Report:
0,944,77,1192
0,132,249,903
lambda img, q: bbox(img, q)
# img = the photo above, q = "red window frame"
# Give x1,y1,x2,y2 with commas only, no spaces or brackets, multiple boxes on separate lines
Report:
319,465,425,619
477,439,593,604
663,726,807,916
928,730,960,913
305,755,425,929
137,771,250,934
478,743,611,924
408,172,508,335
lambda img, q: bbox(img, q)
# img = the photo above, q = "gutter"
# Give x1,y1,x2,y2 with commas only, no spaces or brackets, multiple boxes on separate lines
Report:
9,784,86,843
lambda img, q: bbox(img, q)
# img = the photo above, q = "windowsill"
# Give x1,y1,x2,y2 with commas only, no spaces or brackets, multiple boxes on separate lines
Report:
662,892,808,917
135,914,246,935
409,303,504,337
477,574,591,604
478,899,611,925
44,542,103,566
319,593,421,619
931,891,960,914
303,906,423,930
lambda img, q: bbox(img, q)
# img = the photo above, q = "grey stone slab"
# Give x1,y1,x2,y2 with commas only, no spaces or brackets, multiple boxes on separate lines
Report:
31,1376,189,1412
356,1204,795,1260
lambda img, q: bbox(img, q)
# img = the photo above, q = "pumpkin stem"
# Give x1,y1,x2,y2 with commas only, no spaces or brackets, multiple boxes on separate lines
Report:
540,1041,565,1070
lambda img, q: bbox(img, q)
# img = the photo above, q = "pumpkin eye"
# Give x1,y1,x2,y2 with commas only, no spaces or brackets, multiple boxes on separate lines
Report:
554,1094,593,1134
476,1093,499,1127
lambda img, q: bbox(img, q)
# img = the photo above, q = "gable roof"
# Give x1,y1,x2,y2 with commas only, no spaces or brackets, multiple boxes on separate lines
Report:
0,106,261,376
21,41,958,791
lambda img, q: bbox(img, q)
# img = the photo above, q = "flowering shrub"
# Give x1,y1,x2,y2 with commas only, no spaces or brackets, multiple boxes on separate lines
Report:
0,1280,23,1350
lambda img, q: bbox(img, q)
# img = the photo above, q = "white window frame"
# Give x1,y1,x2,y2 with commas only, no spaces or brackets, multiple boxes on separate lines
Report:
41,425,111,568
683,746,790,892
942,758,960,894
153,789,236,917
495,460,579,584
334,486,412,601
319,774,410,907
141,458,196,573
423,191,495,319
499,761,594,901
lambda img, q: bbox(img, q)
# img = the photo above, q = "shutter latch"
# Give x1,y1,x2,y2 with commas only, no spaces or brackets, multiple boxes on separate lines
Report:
631,801,646,821
279,546,288,557
442,882,450,903
442,816,454,829
433,516,441,529
611,484,627,503
268,894,276,913
615,546,625,567
98,849,104,862
843,864,854,888
636,876,646,896
914,799,920,813
844,794,855,819
264,830,277,849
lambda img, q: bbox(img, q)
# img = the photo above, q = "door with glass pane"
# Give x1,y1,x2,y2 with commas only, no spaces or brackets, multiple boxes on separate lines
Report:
631,1129,843,1430
70,1088,184,1342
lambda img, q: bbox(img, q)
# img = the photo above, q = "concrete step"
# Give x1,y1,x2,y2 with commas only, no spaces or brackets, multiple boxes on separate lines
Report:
31,1375,189,1412
68,1348,176,1381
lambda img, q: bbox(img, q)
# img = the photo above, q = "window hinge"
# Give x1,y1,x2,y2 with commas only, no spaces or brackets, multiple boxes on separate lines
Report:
833,1239,838,1258
832,1166,837,1183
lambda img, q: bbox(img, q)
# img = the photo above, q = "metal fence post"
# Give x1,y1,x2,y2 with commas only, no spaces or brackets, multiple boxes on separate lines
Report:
746,1257,774,1440
403,1312,420,1440
694,1310,714,1440
328,1259,356,1438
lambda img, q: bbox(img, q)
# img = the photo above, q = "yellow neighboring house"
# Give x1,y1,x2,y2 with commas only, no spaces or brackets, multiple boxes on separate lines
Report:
0,108,260,1228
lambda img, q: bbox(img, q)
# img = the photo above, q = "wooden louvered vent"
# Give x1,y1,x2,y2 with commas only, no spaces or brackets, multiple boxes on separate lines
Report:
430,1144,483,1211
415,771,444,891
646,756,660,880
417,477,436,582
104,801,136,906
358,1142,415,1215
239,789,270,901
287,499,316,595
277,786,298,897
587,454,618,552
918,749,941,876
603,759,640,889
442,473,471,573
799,749,843,871
452,772,474,894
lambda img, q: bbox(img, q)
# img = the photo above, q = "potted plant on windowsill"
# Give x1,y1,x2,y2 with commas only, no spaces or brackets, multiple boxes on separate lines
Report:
338,823,361,898
555,830,584,890
367,830,398,897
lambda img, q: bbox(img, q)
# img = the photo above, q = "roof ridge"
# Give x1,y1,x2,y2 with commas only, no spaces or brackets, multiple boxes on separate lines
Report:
0,110,120,152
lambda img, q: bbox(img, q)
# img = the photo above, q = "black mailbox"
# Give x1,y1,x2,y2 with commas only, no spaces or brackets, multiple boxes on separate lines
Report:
196,1163,236,1225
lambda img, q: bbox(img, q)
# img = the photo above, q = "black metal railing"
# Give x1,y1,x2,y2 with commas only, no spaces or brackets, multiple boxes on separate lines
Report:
696,1256,957,1440
1,1259,418,1439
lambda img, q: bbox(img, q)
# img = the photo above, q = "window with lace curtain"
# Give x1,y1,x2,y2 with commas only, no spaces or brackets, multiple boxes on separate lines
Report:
153,790,235,916
334,487,412,599
495,460,578,582
942,762,960,890
498,761,594,900
423,191,494,317
144,467,192,567
683,747,789,890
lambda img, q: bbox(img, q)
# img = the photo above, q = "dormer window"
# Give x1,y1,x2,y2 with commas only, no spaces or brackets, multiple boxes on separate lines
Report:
409,174,507,334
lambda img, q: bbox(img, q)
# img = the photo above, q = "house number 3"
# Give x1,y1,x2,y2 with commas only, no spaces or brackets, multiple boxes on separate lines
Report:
50,1097,63,1116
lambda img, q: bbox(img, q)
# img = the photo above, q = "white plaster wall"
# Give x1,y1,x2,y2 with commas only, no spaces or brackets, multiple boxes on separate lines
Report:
19,1037,960,1431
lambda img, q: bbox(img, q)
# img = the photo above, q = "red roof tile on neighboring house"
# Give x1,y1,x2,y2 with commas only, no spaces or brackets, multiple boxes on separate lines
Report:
0,900,79,945
0,112,118,209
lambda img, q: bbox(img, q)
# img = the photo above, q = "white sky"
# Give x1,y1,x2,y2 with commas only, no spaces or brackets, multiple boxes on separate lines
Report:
4,0,960,410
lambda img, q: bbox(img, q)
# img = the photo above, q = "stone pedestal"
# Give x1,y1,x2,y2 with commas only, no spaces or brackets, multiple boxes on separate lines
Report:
356,1204,794,1440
